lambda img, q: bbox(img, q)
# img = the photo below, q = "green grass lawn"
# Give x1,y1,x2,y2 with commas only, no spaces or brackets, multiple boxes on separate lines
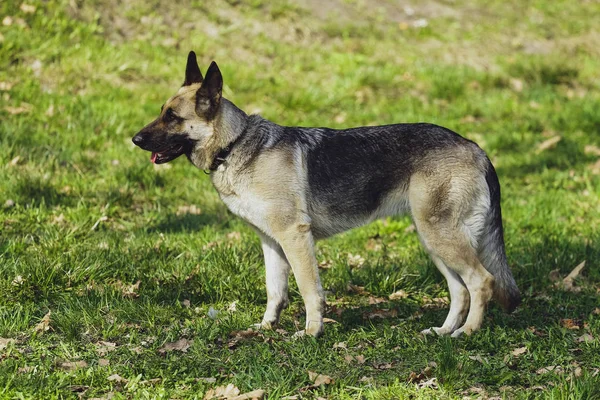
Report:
1,0,600,398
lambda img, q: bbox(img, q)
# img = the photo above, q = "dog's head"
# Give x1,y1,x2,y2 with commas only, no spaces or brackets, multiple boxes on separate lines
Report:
132,51,223,164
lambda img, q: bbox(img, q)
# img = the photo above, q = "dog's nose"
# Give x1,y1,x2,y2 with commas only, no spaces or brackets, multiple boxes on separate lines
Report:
132,134,144,146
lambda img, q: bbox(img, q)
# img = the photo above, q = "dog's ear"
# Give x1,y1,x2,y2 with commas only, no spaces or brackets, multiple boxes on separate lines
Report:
196,61,222,118
184,51,203,86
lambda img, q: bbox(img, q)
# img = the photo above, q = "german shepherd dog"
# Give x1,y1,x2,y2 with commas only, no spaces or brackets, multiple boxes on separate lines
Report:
132,52,520,338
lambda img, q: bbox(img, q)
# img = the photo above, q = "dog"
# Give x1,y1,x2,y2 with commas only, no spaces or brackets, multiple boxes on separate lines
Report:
132,51,520,338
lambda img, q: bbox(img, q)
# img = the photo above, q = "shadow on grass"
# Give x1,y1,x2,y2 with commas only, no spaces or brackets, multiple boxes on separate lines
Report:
146,211,226,233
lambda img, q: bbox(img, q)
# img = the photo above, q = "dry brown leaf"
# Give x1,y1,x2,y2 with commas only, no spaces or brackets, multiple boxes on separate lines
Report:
389,289,408,300
404,224,416,233
0,81,13,91
373,361,393,370
281,396,298,400
589,159,600,175
230,390,265,400
60,360,88,370
20,3,36,13
536,365,564,375
548,269,561,282
593,308,600,315
347,253,365,268
95,341,117,356
416,377,438,389
365,238,382,251
366,309,398,320
226,231,242,241
114,280,140,298
344,354,354,363
355,355,365,364
98,359,110,367
509,78,524,92
536,135,561,153
107,374,127,383
563,261,585,291
561,319,580,330
347,284,368,295
332,342,346,350
227,301,238,312
318,259,333,269
575,333,594,343
0,338,16,350
176,205,202,215
323,317,338,324
18,366,35,373
584,145,600,156
511,346,528,357
158,338,193,354
34,311,51,334
308,371,333,387
5,103,34,115
204,383,240,400
368,295,386,305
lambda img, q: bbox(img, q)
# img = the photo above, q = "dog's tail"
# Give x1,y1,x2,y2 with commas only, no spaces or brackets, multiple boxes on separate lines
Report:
478,159,521,313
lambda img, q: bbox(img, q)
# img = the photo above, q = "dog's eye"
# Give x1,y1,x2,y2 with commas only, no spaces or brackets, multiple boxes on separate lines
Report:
165,108,177,122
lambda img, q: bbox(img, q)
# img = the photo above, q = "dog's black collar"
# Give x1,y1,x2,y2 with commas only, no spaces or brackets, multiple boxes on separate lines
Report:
207,132,245,172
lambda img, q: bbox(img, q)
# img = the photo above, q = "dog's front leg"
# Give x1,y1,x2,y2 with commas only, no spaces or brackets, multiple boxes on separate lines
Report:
256,231,290,329
273,223,325,337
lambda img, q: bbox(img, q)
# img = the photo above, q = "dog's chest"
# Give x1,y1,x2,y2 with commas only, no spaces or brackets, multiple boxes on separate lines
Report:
212,173,272,232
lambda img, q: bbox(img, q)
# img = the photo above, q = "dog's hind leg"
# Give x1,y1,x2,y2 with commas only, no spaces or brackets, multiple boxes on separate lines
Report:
410,171,495,336
256,232,290,329
421,255,470,336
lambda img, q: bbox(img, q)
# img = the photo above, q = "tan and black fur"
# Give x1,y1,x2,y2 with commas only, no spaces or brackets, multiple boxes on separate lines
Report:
132,52,520,338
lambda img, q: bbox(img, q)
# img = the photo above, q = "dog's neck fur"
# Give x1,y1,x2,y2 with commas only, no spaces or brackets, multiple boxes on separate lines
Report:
189,98,248,170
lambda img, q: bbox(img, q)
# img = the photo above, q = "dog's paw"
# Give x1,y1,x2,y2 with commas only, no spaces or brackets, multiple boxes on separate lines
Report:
421,327,452,336
253,320,274,331
292,330,306,339
450,326,474,338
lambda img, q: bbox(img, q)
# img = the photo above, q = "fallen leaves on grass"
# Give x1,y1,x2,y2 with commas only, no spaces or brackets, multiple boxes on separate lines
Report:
561,319,580,330
575,333,594,343
95,341,117,356
34,310,51,334
158,338,193,354
416,377,438,390
589,159,600,175
536,135,561,154
549,261,586,292
113,280,140,298
98,359,110,367
227,301,238,312
536,365,564,375
318,259,333,269
563,261,585,291
204,384,265,400
107,374,127,383
226,231,242,241
307,371,333,387
389,289,408,300
4,103,34,115
347,253,365,268
347,284,368,295
365,308,398,320
408,366,433,384
511,347,528,357
368,295,387,305
20,3,36,13
176,204,202,215
584,145,600,157
323,317,338,324
59,360,88,370
0,338,16,350
228,328,262,349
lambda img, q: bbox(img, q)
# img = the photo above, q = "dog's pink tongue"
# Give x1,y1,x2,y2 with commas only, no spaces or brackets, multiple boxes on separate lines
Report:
151,152,157,163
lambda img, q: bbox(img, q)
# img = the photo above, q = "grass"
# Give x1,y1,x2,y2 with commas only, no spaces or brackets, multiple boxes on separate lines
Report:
1,0,600,398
